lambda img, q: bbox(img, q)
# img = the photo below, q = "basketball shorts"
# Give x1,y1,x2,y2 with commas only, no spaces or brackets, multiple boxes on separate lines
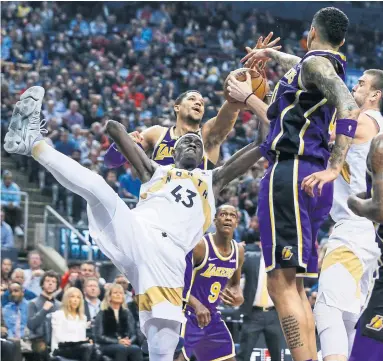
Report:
317,220,380,314
258,157,333,275
181,310,235,361
87,193,186,333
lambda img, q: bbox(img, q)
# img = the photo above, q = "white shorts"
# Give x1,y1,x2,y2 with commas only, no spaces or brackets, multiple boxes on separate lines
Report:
87,194,186,333
317,219,380,314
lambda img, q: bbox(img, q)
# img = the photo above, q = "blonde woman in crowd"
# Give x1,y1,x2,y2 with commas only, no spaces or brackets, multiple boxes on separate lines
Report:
94,283,142,361
51,287,99,361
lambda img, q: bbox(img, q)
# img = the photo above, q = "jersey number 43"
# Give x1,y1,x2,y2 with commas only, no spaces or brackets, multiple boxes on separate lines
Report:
171,185,197,208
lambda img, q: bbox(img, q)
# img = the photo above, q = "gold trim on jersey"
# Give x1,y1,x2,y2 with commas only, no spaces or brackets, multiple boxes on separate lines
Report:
140,168,212,233
151,127,169,160
138,286,183,312
298,98,328,155
322,246,363,298
296,272,319,278
329,109,337,134
170,126,177,140
208,233,235,261
180,322,190,361
183,236,209,304
305,49,347,62
271,90,303,151
266,157,279,272
293,156,306,269
340,161,351,184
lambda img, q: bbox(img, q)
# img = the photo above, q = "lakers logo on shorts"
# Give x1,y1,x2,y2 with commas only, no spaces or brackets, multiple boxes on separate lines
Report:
282,246,293,261
366,315,383,332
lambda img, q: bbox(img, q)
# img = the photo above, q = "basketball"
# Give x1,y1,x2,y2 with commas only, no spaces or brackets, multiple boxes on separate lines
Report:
224,67,268,103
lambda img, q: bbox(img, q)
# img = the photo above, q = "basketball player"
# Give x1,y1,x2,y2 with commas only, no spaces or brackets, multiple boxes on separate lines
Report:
314,69,383,361
347,133,383,361
176,205,244,361
4,86,265,361
240,7,360,361
104,33,279,170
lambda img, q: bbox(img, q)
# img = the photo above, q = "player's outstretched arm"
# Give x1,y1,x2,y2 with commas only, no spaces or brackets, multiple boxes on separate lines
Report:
348,134,383,224
106,120,157,183
300,56,360,197
212,141,263,197
202,101,241,164
241,48,301,73
220,244,245,307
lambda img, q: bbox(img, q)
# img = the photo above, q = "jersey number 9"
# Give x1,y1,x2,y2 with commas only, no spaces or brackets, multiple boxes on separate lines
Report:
208,281,221,303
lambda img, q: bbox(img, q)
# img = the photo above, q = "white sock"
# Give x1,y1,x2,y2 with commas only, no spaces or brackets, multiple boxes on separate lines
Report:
32,140,116,229
145,319,180,361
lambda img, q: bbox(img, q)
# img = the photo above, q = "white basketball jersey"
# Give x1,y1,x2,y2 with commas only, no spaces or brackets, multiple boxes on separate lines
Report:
331,110,383,222
133,165,216,252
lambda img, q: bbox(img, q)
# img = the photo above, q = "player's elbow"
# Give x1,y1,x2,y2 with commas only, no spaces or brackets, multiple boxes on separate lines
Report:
105,120,123,138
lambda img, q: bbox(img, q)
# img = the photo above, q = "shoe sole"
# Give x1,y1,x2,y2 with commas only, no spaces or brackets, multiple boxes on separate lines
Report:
4,86,45,154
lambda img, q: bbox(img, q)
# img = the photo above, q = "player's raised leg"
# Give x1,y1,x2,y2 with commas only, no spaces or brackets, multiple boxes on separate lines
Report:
4,86,117,233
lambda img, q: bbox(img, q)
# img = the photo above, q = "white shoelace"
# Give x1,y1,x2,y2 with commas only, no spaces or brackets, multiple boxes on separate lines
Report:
29,115,48,135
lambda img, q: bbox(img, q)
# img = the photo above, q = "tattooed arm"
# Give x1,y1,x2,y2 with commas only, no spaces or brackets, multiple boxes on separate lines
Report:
348,134,383,224
242,48,301,73
300,56,360,197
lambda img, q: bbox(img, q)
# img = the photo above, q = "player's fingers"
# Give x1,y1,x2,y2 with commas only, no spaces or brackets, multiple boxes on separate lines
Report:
301,175,314,189
245,46,252,54
240,52,255,63
245,72,251,83
271,45,282,51
267,36,280,47
317,181,325,197
263,32,273,45
206,312,211,326
227,86,232,93
256,36,263,49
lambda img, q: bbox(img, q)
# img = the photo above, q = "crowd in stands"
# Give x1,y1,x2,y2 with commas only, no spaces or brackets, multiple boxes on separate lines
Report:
1,2,382,359
1,252,143,361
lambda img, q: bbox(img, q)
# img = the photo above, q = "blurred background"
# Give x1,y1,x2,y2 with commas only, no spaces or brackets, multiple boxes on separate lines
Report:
1,2,382,361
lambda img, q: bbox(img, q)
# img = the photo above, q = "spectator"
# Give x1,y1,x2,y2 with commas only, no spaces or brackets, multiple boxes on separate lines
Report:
114,274,134,304
51,287,96,360
27,270,61,361
1,308,18,361
25,12,43,39
105,170,119,194
43,100,62,124
74,261,105,300
1,258,13,295
118,167,141,199
1,209,14,249
69,13,90,37
3,282,29,339
1,171,23,236
55,130,78,156
83,277,101,323
62,100,84,128
94,283,142,361
2,268,37,306
23,250,45,296
60,261,81,290
90,15,107,36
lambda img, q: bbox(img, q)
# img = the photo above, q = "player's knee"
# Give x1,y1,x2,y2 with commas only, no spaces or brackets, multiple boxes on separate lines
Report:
314,299,343,334
148,323,179,355
267,269,296,302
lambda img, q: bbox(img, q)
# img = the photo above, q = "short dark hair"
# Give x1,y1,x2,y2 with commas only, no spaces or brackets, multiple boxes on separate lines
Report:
40,270,60,290
312,7,349,47
215,204,237,217
365,69,383,112
68,261,81,269
173,90,202,117
81,261,96,268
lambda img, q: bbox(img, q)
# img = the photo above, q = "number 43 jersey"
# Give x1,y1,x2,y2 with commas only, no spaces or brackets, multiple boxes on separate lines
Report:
134,165,216,253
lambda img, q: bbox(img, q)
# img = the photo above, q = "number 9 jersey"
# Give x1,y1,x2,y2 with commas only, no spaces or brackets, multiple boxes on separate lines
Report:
135,165,216,253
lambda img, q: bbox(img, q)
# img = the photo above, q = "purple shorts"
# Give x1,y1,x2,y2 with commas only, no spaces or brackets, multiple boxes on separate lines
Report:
181,311,235,361
258,157,333,275
349,320,383,361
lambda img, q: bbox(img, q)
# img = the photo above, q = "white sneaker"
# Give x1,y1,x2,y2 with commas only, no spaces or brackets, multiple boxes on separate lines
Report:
4,86,47,156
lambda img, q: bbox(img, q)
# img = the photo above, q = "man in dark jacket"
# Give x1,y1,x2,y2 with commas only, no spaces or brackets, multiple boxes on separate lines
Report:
238,240,284,361
27,270,61,361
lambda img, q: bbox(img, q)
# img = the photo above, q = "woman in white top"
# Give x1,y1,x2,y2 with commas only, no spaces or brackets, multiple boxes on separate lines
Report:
51,286,98,361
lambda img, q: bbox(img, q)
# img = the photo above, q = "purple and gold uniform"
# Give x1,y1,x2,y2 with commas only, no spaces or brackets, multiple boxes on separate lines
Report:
105,126,215,170
181,233,239,361
349,170,383,360
258,50,347,274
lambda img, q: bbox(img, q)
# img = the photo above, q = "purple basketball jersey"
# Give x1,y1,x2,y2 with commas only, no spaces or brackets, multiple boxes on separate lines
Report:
105,126,214,170
184,233,239,314
261,50,347,167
